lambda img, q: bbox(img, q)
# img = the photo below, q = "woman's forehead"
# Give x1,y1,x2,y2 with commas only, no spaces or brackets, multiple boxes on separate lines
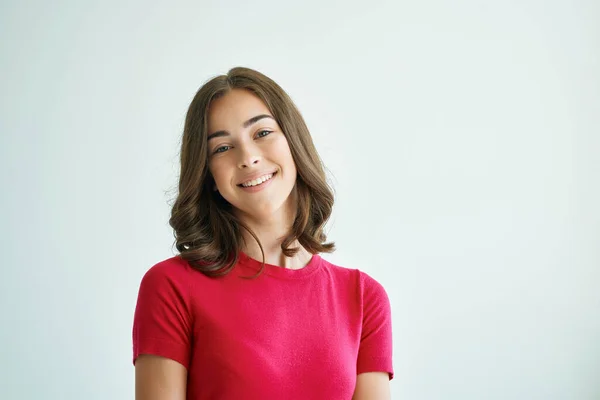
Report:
208,89,274,131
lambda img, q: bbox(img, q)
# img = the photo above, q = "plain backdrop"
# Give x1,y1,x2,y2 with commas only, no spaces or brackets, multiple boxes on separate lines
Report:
1,0,599,399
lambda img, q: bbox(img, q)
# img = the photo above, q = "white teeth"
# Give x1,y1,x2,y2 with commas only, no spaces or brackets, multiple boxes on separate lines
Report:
242,173,274,187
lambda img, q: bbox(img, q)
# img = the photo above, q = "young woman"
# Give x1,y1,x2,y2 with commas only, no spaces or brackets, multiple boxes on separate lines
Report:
133,67,394,399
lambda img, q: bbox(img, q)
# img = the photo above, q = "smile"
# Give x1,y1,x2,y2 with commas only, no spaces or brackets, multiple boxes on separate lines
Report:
239,172,277,188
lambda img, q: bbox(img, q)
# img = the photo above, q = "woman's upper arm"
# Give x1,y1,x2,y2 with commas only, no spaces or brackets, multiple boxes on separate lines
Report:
352,372,391,400
135,354,187,400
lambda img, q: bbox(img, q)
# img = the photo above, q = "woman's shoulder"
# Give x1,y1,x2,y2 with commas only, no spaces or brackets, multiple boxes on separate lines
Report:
136,255,201,294
320,256,389,296
142,255,192,279
138,254,242,291
320,256,359,277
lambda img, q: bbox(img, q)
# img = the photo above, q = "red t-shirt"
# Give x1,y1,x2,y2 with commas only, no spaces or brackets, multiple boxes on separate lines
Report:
132,251,394,399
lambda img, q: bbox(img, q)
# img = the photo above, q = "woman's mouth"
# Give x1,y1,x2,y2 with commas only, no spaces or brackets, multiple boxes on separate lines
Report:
238,171,277,188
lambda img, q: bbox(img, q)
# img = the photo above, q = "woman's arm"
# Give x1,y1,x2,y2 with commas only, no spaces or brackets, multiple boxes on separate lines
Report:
352,372,391,400
135,354,187,400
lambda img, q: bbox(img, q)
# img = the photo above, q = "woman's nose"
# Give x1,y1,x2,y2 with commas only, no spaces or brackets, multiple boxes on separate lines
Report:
237,145,262,168
238,157,260,168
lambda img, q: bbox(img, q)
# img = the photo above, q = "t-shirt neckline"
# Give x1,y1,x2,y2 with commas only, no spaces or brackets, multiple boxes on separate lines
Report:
236,250,322,279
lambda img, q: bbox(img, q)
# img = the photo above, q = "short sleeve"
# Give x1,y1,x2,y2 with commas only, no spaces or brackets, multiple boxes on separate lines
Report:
132,261,193,369
356,272,394,380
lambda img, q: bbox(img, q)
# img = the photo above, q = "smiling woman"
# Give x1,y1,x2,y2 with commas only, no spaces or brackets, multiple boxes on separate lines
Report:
132,67,393,399
206,89,301,229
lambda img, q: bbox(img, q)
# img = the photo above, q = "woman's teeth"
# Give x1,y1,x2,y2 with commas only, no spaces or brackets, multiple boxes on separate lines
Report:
241,173,274,187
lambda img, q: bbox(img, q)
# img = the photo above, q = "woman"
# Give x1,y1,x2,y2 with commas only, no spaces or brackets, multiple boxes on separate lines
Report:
133,67,394,399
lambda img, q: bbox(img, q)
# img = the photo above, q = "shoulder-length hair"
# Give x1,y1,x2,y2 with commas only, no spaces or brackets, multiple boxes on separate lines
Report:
169,67,335,277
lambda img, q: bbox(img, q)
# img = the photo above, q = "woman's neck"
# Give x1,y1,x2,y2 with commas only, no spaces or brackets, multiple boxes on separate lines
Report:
236,198,313,270
241,234,312,270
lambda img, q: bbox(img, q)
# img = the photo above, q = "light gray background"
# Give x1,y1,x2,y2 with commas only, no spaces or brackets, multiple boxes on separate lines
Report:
1,0,599,399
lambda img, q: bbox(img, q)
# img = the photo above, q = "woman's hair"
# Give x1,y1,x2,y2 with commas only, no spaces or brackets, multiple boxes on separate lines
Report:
169,67,335,277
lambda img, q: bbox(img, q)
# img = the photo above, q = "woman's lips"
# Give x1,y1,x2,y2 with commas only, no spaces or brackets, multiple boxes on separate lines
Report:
238,171,277,192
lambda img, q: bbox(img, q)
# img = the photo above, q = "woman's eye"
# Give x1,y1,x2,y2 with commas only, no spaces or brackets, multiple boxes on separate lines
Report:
256,130,272,138
214,145,230,154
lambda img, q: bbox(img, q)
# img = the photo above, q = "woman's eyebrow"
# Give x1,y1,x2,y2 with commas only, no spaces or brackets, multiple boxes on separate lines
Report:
208,114,275,141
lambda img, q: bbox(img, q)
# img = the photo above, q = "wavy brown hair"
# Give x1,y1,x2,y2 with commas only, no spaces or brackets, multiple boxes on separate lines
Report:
169,67,335,278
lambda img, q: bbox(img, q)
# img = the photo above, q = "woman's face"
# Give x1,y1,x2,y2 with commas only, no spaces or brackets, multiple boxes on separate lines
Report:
206,89,297,221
